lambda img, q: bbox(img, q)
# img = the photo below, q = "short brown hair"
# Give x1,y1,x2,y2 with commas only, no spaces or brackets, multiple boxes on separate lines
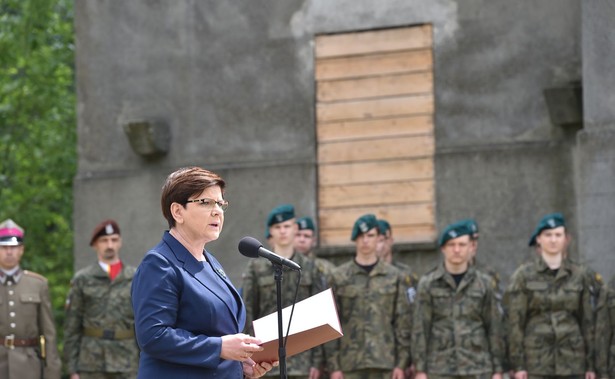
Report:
160,167,226,228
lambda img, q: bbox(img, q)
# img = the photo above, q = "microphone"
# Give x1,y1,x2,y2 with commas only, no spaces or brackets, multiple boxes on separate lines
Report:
238,236,301,271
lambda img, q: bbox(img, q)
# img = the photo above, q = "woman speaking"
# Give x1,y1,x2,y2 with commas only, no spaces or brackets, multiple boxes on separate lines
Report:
131,166,277,378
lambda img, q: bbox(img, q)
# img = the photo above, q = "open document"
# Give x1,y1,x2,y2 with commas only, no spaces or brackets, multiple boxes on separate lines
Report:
251,288,343,362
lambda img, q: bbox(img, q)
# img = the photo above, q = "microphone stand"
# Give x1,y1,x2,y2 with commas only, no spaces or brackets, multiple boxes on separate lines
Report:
273,263,288,379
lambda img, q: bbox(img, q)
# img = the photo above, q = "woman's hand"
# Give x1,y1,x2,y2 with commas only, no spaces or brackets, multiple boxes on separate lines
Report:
243,359,279,378
220,333,264,362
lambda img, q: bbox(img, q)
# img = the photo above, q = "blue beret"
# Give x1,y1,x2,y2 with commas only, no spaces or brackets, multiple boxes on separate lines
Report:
528,213,566,246
351,214,378,241
296,217,315,231
439,221,473,246
377,219,391,235
266,204,295,227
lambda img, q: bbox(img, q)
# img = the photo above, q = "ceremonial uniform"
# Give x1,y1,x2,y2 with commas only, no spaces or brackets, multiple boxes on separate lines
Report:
0,270,62,379
0,218,61,379
412,264,504,376
64,219,139,378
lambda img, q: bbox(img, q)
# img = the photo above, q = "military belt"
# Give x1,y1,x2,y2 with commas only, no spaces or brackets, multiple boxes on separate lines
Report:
83,327,135,340
2,334,39,349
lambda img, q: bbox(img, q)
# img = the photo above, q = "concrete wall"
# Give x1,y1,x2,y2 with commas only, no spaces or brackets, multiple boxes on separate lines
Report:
74,0,613,287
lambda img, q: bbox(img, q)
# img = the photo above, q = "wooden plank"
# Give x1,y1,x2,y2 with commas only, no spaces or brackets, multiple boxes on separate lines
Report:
316,49,433,81
318,158,434,186
320,224,436,246
319,180,434,208
317,72,433,102
318,203,433,230
315,25,433,58
317,94,434,123
317,115,433,142
318,135,434,164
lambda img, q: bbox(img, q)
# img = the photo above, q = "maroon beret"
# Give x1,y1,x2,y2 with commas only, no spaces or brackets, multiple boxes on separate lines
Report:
89,219,121,246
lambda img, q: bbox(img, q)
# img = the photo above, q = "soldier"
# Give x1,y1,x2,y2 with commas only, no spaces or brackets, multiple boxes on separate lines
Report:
294,216,336,278
64,219,139,379
242,204,327,379
595,276,615,379
505,213,595,379
326,214,411,379
0,218,62,379
412,220,504,379
376,219,419,283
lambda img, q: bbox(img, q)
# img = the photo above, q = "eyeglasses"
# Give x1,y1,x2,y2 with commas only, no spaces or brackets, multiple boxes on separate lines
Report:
185,198,229,212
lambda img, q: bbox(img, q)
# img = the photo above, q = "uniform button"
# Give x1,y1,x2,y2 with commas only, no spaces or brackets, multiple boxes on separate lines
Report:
10,323,16,328
8,290,14,295
9,312,15,317
8,301,14,306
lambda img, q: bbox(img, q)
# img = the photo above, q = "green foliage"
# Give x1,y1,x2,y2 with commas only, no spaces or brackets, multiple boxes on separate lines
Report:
0,0,75,348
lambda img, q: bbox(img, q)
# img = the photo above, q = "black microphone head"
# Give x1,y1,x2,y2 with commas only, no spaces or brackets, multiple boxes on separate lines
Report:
238,236,262,258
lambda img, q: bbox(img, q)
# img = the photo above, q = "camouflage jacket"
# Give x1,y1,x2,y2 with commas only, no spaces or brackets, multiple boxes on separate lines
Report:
411,263,504,375
595,276,615,378
241,251,328,376
325,259,411,373
64,263,139,374
505,257,594,375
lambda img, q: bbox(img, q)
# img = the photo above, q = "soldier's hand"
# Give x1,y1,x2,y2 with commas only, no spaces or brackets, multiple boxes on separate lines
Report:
331,370,344,379
491,372,503,379
309,367,321,379
392,367,405,379
514,370,528,379
586,371,596,379
415,371,428,379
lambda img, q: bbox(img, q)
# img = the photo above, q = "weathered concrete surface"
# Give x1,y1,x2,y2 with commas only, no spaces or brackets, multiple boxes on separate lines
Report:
74,0,614,286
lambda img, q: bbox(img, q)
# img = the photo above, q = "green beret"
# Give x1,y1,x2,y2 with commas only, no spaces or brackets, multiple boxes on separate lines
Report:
528,212,565,246
296,217,315,231
439,221,472,246
266,204,295,227
351,214,378,241
377,219,391,235
460,218,479,239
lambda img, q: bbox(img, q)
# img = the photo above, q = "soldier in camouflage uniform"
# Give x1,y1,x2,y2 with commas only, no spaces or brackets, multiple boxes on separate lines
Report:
505,213,595,379
64,220,139,379
325,214,411,379
0,219,62,379
595,276,615,379
242,205,327,379
412,220,504,379
294,216,335,377
376,218,419,378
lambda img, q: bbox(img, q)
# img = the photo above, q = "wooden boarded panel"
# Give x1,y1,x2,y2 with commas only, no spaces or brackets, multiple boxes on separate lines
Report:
315,25,433,58
317,72,433,102
316,50,433,81
319,180,434,208
321,224,436,246
317,115,433,142
318,158,434,186
318,135,434,164
319,203,434,229
316,25,436,247
317,94,434,123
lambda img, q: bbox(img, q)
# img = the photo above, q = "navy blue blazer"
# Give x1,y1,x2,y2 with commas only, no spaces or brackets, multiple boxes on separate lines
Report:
131,231,246,379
